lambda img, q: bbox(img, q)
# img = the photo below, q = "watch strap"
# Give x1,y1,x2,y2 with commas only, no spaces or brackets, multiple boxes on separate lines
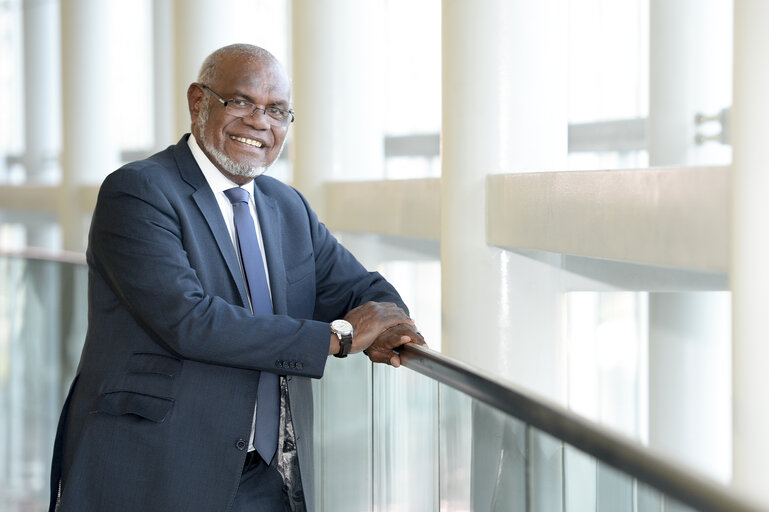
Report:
335,334,352,358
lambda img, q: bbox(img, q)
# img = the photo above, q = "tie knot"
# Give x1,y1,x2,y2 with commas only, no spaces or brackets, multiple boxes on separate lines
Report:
224,187,250,205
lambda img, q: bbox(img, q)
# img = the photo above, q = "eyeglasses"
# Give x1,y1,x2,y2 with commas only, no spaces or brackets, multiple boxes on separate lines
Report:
199,84,295,126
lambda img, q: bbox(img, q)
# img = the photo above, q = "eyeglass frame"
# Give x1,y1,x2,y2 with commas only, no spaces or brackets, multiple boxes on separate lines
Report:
197,83,295,125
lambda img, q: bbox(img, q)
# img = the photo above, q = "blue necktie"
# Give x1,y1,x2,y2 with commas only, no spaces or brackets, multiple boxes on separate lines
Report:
224,186,279,465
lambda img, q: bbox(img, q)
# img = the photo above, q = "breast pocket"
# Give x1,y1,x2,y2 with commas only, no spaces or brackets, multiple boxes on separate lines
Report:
284,253,317,317
285,252,314,285
93,352,182,423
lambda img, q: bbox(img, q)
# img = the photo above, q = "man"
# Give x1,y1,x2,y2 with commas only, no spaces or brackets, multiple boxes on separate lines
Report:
49,43,423,512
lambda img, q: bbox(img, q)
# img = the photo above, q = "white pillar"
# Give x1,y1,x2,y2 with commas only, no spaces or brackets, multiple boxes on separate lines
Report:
61,0,118,250
441,0,568,394
16,0,61,472
649,0,732,167
291,0,385,217
291,0,384,511
172,0,232,136
291,4,386,511
647,293,731,482
647,0,733,483
443,4,568,509
23,0,60,185
732,0,769,505
153,0,175,151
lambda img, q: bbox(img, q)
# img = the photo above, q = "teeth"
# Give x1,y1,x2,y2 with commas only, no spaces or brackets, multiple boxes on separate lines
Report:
231,136,263,148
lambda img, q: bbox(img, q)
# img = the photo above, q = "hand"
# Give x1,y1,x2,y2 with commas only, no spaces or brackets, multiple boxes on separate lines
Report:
343,301,414,355
364,324,426,367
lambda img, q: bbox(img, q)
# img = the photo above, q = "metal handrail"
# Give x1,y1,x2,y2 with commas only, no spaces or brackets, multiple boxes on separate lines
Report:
0,247,86,265
398,343,766,512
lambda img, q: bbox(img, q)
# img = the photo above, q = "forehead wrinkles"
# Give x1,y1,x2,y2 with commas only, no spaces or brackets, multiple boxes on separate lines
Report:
221,60,291,103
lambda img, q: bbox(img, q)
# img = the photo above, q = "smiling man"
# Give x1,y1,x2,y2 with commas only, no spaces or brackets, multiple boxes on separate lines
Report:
48,44,423,512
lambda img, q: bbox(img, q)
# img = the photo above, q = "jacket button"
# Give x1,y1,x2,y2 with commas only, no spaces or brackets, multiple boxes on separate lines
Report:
275,361,282,369
296,362,303,369
236,439,247,451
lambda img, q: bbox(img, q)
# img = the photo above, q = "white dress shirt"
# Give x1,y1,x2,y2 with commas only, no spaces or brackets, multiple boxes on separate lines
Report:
188,133,270,452
187,134,272,301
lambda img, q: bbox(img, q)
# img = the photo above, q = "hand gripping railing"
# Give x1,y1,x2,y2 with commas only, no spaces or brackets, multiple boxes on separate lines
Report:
398,343,766,512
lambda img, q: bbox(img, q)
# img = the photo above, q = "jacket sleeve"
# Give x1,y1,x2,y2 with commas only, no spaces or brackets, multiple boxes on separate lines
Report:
289,187,409,322
89,165,331,378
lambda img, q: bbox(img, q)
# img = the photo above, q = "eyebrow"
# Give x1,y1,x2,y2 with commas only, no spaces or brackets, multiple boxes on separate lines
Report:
230,89,290,108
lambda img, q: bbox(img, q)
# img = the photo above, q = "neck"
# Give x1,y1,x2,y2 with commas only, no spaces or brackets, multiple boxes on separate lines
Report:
219,169,253,187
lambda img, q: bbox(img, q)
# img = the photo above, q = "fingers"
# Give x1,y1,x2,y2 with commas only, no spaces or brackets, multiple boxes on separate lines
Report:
372,324,423,349
345,302,413,330
364,324,427,367
339,301,426,366
344,302,414,354
363,338,408,367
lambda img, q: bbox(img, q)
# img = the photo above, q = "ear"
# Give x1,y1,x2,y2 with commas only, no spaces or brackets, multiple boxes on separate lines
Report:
187,83,204,122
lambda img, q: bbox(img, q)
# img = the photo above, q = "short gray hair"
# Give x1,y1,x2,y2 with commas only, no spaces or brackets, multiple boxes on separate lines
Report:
197,44,278,85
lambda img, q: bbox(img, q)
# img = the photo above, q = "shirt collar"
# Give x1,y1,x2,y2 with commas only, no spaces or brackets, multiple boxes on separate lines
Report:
188,133,254,196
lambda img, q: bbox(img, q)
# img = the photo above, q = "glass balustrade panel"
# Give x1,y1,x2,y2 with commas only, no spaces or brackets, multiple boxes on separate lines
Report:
372,363,438,512
0,257,87,511
313,354,373,512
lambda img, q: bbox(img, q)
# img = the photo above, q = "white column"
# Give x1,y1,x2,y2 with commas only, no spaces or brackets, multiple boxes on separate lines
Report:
649,0,732,167
60,0,118,250
291,4,385,511
172,0,232,136
153,0,175,151
647,0,733,483
443,4,568,510
23,0,60,185
291,0,385,217
15,0,61,472
732,0,769,505
647,294,731,482
441,0,568,394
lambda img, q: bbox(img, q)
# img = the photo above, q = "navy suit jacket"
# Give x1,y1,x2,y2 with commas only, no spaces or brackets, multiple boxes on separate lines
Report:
49,135,406,511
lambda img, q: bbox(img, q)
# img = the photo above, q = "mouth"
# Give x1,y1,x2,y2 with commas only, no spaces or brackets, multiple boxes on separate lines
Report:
230,135,265,149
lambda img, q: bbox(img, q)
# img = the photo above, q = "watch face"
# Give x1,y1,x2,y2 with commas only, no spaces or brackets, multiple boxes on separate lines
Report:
331,319,353,336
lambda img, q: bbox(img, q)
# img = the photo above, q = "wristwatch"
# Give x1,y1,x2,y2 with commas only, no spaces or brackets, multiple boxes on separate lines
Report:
330,319,354,358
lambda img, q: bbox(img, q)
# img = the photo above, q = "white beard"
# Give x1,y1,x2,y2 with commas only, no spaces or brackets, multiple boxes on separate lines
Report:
196,102,273,179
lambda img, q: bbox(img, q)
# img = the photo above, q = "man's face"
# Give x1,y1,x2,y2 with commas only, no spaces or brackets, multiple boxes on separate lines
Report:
190,55,291,182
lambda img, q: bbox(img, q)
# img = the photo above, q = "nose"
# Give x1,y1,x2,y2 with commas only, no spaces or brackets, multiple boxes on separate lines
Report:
241,108,272,129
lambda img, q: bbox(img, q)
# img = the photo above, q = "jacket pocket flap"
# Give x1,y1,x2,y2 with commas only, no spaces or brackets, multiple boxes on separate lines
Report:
94,391,173,423
108,371,176,397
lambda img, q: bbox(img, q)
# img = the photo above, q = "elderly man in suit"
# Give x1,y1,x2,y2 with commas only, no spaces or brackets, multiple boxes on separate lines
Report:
49,43,423,512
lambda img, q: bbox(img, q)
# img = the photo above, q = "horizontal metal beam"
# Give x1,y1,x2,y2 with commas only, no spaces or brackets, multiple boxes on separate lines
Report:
384,133,440,158
324,178,440,239
0,185,99,215
0,186,60,212
568,118,647,153
0,247,86,264
487,166,730,273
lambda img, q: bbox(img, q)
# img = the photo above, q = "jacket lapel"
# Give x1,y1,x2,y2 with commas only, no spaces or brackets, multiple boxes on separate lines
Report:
174,136,251,308
253,182,287,315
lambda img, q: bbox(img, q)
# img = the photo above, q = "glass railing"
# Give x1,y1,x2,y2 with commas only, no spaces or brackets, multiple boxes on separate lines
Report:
1,252,764,511
0,251,87,511
314,345,765,512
